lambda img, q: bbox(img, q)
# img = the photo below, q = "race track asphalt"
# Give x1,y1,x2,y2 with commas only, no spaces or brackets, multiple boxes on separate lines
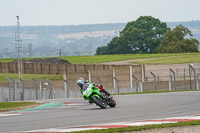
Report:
1,91,200,132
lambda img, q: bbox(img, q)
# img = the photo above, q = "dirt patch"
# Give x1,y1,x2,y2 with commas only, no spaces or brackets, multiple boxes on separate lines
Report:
11,58,71,64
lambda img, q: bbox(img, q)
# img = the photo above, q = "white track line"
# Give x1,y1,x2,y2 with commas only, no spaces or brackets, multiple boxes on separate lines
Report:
17,127,107,133
0,113,21,117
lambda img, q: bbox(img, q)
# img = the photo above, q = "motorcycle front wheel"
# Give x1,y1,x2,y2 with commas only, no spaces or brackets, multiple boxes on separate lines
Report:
109,99,116,108
91,96,107,109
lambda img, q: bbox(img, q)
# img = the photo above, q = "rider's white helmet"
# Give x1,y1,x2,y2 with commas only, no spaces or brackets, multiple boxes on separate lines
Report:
77,78,84,86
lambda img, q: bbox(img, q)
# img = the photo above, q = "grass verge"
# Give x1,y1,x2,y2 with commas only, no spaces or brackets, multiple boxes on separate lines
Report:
0,102,38,112
71,120,200,133
60,53,177,64
2,53,200,64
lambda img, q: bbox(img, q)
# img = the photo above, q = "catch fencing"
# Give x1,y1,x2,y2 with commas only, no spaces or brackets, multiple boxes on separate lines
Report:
0,78,66,102
0,77,140,102
0,64,142,101
0,63,199,102
143,63,200,91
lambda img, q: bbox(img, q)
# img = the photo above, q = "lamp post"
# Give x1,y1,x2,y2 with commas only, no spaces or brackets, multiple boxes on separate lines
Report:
16,16,22,80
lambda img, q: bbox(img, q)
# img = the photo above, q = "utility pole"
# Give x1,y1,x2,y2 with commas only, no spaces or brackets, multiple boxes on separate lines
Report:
16,16,22,80
58,49,62,57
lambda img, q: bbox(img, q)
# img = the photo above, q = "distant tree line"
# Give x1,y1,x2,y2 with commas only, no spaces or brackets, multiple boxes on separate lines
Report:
95,16,199,55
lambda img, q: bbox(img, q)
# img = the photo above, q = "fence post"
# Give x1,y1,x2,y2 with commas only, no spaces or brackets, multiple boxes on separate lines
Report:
47,79,54,99
176,69,178,77
132,74,139,92
33,79,39,100
129,65,133,88
7,78,15,101
63,72,69,98
189,64,197,90
88,70,91,81
19,78,24,100
150,72,157,91
170,68,176,90
183,68,186,80
64,79,69,98
113,77,119,94
189,64,192,90
113,68,116,89
142,65,145,82
169,80,171,91
97,77,102,84
40,81,43,99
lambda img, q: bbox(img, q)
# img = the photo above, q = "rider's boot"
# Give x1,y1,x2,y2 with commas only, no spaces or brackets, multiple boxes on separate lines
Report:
108,95,113,101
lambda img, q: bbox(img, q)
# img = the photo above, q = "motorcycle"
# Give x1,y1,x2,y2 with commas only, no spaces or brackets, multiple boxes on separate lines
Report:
82,83,116,109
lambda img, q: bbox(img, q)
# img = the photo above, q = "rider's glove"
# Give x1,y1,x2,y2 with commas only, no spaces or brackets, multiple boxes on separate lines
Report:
80,89,83,94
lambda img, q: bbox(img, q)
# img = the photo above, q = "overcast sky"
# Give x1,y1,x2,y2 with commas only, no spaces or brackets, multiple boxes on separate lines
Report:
0,0,200,26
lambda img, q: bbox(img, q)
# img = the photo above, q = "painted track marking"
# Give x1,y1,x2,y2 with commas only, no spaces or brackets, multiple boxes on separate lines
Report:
0,113,21,117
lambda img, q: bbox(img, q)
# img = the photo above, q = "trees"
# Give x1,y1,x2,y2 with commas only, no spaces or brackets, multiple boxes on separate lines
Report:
96,46,108,55
96,16,169,55
157,25,199,53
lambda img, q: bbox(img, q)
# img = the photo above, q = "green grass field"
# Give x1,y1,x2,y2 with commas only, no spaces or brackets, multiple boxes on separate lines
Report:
0,102,37,112
0,73,63,83
60,53,177,64
1,53,200,64
131,53,200,65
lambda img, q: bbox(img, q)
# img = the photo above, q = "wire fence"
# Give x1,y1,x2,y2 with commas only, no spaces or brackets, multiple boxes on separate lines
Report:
0,77,137,102
0,64,200,102
143,64,199,91
0,79,66,102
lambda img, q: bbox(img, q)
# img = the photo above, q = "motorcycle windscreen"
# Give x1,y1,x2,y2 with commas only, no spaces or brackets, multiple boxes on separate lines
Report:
82,83,90,91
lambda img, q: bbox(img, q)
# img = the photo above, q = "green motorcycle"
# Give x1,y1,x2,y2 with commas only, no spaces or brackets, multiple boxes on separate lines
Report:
81,83,116,109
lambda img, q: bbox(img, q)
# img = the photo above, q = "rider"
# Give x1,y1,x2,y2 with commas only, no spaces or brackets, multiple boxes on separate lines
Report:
77,78,111,97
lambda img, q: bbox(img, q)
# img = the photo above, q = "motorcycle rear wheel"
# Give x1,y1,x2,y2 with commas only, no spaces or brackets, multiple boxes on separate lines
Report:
91,96,107,109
